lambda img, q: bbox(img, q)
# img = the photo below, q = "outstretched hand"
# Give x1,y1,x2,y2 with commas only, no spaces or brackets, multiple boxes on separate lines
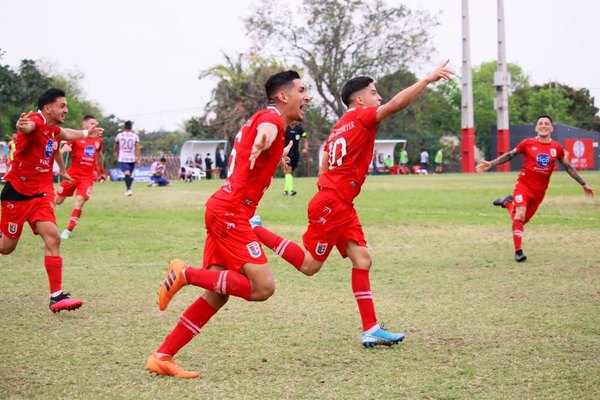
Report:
88,121,104,138
16,112,35,133
583,184,595,198
475,160,492,173
425,59,454,84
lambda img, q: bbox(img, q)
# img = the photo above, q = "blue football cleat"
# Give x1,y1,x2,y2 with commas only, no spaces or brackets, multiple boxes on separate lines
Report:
362,326,405,348
249,214,263,228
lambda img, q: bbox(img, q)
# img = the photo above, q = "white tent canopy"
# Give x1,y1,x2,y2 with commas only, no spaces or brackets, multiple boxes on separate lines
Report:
318,139,407,168
180,139,228,169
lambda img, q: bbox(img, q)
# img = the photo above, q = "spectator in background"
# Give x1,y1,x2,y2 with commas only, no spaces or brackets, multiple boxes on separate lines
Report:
179,167,192,182
149,157,171,187
194,153,203,171
215,148,228,179
419,149,429,174
384,155,392,173
399,147,409,174
204,153,213,179
434,148,443,173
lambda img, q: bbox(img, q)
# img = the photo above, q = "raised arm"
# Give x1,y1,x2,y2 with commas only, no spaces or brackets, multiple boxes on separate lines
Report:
15,112,36,134
475,149,519,173
376,60,453,123
558,157,595,197
249,122,278,170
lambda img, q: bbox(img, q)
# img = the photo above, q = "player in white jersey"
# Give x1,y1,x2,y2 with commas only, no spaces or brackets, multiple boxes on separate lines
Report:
113,121,140,196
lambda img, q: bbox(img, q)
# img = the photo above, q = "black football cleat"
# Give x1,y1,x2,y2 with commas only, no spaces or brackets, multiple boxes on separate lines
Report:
515,250,527,263
493,194,513,208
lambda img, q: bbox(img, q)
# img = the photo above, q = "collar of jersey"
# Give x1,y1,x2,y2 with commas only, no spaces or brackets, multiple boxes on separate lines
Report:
37,110,47,124
267,106,281,115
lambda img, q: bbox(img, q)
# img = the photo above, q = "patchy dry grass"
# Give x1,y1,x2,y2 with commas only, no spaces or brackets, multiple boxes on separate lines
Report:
0,172,598,399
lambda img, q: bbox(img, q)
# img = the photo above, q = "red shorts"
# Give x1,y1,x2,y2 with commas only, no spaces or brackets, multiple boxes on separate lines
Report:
57,176,94,200
302,189,367,262
1,196,56,240
42,181,55,205
513,184,545,223
202,198,268,271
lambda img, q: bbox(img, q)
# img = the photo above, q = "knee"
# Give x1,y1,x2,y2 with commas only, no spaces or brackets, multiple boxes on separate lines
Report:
251,281,275,302
45,233,61,251
355,256,372,271
300,256,323,276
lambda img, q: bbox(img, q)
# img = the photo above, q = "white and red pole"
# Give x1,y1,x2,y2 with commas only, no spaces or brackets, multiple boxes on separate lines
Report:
461,0,475,173
495,0,511,171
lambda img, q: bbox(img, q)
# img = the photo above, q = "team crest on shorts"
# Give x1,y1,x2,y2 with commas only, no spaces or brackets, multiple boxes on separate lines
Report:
315,242,328,256
247,241,262,258
515,194,523,203
8,223,18,235
550,148,557,157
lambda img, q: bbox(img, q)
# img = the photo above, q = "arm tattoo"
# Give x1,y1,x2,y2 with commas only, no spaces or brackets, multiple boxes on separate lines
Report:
491,149,518,166
561,160,587,186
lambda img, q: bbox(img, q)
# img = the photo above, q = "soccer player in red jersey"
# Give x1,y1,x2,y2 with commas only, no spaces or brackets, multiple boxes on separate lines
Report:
0,88,103,312
476,115,594,262
146,70,309,378
56,115,105,240
251,61,453,347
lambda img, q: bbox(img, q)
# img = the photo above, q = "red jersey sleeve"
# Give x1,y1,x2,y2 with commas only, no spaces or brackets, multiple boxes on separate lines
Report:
515,139,528,154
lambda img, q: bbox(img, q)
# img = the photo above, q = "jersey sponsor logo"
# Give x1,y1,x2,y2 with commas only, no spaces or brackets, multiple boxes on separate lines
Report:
8,222,18,235
84,145,95,157
44,139,55,158
515,194,524,204
536,153,551,168
247,241,262,258
315,242,328,256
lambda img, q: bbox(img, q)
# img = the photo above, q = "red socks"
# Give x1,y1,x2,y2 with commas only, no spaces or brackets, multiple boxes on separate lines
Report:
184,268,251,300
253,226,304,270
352,268,377,332
512,219,524,252
44,255,62,294
157,296,218,356
66,209,82,232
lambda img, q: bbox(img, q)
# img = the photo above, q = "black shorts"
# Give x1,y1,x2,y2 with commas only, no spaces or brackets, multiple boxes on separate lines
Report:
286,151,300,170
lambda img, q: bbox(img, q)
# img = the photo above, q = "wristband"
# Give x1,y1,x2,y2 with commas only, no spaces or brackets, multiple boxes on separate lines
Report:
82,129,89,138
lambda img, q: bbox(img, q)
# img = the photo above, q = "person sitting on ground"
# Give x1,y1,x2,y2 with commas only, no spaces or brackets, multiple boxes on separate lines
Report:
149,157,171,187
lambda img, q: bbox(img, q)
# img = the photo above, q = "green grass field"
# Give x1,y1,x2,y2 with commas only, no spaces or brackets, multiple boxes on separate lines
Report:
1,172,599,399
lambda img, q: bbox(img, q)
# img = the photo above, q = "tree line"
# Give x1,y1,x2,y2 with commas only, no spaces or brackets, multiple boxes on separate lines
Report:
2,1,599,172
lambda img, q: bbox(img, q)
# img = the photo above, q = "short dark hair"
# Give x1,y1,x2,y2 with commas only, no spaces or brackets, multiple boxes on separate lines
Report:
124,121,133,130
265,70,300,102
160,157,166,162
536,115,553,125
341,76,374,107
37,88,66,110
83,115,96,121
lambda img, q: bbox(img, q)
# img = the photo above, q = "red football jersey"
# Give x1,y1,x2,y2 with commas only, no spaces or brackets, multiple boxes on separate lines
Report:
5,112,60,196
317,106,378,204
65,137,103,177
210,107,285,217
515,137,565,193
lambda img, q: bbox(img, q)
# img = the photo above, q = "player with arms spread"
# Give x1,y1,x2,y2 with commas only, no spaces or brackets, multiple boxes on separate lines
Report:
0,88,103,312
476,115,594,262
56,115,105,240
252,61,453,347
146,70,310,378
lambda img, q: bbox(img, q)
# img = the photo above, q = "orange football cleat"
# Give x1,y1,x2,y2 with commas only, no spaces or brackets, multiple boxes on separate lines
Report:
158,259,189,311
146,353,199,379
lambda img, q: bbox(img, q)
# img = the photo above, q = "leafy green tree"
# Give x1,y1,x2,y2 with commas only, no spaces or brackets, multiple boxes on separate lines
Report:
245,0,437,118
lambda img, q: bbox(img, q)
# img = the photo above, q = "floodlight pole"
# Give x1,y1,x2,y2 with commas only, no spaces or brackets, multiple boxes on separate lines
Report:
461,0,475,173
494,0,511,171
